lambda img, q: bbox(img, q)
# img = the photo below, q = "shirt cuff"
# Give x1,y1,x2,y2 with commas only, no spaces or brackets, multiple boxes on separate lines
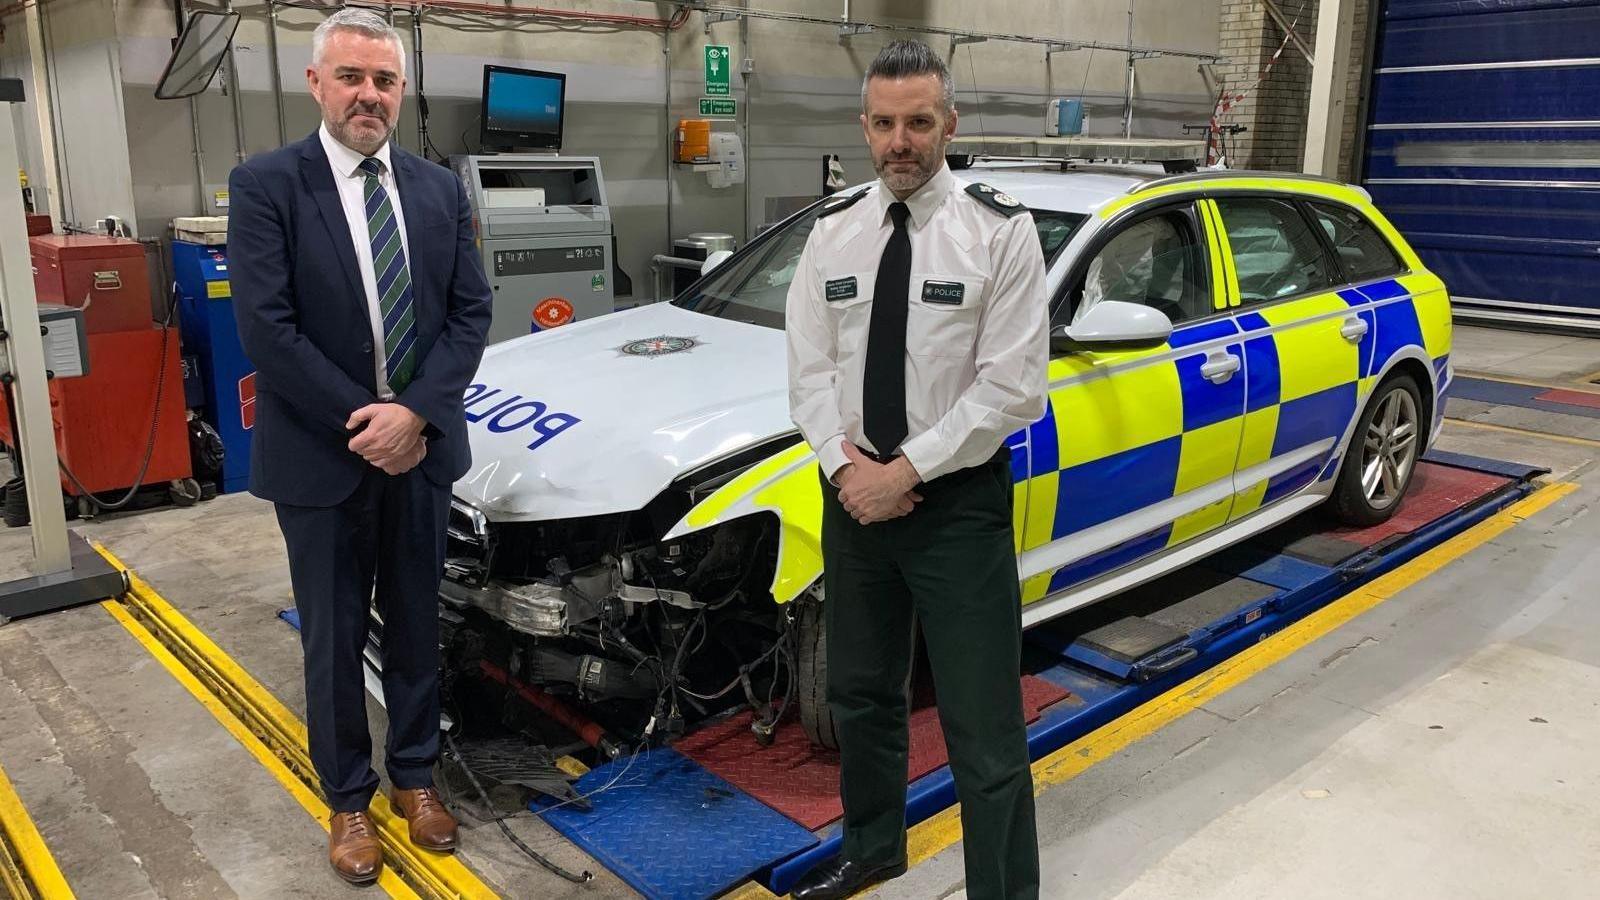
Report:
900,430,950,484
816,435,851,485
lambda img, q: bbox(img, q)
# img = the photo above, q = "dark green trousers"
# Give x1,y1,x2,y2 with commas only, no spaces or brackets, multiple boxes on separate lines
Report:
820,454,1039,900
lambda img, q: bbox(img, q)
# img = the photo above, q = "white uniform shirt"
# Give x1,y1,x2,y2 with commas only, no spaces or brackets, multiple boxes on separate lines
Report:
320,123,413,401
785,163,1049,484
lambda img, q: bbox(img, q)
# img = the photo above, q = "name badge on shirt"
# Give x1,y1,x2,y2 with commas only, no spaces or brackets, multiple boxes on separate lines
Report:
825,277,858,302
921,280,965,305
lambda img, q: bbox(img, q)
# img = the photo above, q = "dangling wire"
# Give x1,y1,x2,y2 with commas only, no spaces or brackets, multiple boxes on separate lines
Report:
966,44,988,141
442,730,593,883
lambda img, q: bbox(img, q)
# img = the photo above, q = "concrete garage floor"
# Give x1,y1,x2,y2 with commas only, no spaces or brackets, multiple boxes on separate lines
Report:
0,323,1596,899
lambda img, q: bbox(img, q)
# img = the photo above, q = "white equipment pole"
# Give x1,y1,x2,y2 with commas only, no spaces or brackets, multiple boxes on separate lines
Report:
0,77,126,621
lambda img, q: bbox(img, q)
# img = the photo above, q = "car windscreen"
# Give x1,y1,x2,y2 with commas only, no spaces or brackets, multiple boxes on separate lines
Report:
673,203,1086,329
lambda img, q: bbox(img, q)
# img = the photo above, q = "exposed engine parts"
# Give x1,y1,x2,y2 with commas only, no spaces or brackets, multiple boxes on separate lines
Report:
437,494,797,749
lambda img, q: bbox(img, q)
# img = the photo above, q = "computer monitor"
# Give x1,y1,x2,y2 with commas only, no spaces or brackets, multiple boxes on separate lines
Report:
479,65,566,153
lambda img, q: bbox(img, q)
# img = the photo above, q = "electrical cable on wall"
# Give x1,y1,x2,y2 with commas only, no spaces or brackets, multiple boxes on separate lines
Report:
205,0,689,34
965,44,987,142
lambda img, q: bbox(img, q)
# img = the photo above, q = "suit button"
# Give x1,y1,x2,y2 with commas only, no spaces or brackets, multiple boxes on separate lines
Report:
361,341,373,354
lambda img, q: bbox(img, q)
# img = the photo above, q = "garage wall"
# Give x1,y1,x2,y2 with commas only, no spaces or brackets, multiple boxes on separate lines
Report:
0,0,138,231
0,25,51,219
106,0,1220,302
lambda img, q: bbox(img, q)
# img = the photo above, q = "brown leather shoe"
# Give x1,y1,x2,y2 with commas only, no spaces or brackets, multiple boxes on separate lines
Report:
328,810,383,885
391,786,458,852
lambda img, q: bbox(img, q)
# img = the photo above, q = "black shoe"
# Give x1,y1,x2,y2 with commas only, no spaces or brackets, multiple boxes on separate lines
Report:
790,856,909,900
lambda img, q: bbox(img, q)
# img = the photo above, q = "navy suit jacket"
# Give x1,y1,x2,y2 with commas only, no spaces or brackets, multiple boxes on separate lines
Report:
228,133,492,507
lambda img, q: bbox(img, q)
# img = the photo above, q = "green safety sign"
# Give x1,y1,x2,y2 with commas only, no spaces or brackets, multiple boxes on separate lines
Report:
704,45,730,96
699,98,737,118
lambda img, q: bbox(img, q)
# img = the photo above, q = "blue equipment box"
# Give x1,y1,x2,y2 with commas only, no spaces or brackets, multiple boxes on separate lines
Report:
173,241,254,494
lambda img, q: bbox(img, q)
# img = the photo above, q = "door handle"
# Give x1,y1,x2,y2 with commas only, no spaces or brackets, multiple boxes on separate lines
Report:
1340,316,1369,342
1199,351,1241,384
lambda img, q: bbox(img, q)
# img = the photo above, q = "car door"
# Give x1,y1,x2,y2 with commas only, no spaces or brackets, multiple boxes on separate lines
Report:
1017,201,1245,606
1207,195,1366,522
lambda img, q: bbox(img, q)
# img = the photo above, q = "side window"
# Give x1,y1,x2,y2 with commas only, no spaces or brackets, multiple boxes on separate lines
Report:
1214,197,1337,304
1308,201,1406,283
1071,208,1210,327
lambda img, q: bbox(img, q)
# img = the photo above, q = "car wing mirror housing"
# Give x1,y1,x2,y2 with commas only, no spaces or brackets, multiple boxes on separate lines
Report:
1051,300,1173,354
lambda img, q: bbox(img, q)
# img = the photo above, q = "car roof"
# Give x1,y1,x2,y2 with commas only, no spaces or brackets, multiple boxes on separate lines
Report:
835,163,1371,221
947,161,1373,219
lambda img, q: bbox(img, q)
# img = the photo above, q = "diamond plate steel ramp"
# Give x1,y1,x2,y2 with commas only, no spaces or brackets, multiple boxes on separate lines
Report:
1331,462,1510,547
676,675,1069,831
539,747,817,900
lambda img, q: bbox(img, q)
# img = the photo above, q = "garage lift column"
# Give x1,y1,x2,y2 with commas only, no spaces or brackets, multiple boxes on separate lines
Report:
1302,0,1359,177
0,78,124,620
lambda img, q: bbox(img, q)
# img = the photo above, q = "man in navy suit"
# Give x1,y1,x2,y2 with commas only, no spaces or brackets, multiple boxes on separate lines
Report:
227,8,490,884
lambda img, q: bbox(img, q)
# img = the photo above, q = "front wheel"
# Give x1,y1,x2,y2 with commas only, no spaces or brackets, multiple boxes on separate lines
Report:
1330,374,1423,526
795,595,838,750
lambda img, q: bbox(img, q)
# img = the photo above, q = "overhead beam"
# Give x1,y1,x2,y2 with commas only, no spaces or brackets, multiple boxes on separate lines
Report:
1257,0,1315,65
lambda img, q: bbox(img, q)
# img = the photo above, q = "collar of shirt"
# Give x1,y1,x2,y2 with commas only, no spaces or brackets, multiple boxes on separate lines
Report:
318,122,395,180
873,161,956,231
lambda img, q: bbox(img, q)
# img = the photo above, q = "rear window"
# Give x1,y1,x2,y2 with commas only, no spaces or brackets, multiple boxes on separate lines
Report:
1308,202,1407,284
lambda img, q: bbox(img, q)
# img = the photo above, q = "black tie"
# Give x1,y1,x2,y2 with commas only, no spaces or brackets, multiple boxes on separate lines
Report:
864,201,911,456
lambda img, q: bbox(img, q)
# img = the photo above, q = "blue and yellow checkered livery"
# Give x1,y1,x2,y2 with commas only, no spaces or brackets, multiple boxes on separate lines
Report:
672,176,1453,619
1012,182,1452,604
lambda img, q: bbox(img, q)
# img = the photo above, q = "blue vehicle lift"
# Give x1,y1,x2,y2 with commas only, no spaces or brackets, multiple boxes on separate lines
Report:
528,451,1543,899
285,450,1543,898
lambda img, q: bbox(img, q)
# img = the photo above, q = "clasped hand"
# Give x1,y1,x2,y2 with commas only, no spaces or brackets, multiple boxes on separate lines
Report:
347,403,428,475
836,443,923,525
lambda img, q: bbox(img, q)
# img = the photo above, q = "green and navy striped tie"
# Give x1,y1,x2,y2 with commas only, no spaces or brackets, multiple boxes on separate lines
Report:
358,157,417,394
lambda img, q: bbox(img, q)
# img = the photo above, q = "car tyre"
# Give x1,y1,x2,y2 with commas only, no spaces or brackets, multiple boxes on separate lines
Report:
795,596,839,751
1330,373,1424,527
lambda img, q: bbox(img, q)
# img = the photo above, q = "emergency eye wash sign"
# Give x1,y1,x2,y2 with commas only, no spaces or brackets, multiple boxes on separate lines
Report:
705,45,730,95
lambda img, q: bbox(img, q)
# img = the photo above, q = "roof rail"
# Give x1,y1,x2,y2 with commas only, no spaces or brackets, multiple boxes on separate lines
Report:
1127,168,1352,195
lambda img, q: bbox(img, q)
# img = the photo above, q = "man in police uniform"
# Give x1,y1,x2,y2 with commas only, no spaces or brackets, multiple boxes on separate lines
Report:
785,40,1047,900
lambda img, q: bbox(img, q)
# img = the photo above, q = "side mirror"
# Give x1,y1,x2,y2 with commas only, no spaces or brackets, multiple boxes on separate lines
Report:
1051,300,1173,353
701,249,734,276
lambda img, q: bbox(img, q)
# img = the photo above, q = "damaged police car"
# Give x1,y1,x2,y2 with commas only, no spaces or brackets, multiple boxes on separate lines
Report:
425,162,1453,749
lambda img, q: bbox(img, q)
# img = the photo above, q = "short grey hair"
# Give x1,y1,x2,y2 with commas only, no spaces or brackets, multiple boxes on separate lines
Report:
860,40,955,114
311,8,406,76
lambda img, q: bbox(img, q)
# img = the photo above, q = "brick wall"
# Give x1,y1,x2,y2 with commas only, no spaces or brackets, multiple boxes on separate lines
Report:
1214,0,1372,180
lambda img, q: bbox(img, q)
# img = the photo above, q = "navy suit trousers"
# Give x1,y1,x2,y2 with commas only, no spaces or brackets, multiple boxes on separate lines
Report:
275,466,450,812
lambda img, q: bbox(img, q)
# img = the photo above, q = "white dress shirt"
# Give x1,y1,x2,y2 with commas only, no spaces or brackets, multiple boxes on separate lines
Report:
320,123,413,401
785,162,1049,485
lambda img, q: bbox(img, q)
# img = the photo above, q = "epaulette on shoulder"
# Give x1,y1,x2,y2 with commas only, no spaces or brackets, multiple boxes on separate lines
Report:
817,187,870,219
964,183,1028,217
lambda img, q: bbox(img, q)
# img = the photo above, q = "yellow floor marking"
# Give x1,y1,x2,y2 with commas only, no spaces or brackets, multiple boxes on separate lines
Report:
903,480,1577,867
554,757,590,779
94,543,500,899
719,881,783,899
0,754,75,899
1444,417,1600,449
101,599,422,899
